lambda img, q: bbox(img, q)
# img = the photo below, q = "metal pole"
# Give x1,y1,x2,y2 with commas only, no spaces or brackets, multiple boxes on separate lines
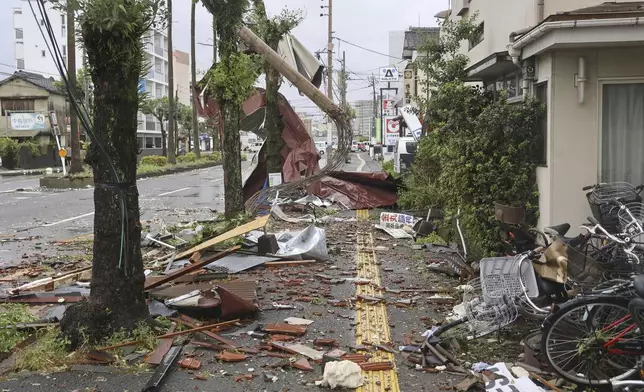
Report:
371,74,377,142
166,0,176,163
340,51,346,108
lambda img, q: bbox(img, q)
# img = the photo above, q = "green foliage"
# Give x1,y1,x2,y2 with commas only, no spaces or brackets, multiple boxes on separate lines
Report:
356,136,369,142
0,304,37,352
140,155,168,166
206,52,261,106
416,232,447,246
20,139,45,157
0,138,20,168
177,103,193,136
140,96,169,125
177,151,197,163
13,327,69,371
343,103,357,120
241,152,248,161
399,17,544,258
381,159,395,177
251,1,302,48
205,151,221,162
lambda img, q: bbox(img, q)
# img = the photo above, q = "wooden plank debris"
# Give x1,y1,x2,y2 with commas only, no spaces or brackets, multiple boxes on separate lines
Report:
144,246,240,291
175,215,269,259
145,322,177,365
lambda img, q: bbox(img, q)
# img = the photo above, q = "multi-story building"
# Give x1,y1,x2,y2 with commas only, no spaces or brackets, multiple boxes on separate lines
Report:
401,27,440,107
12,0,169,157
353,99,375,138
441,0,644,231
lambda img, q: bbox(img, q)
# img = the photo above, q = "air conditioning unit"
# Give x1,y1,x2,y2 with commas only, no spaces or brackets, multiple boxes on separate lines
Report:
453,0,469,16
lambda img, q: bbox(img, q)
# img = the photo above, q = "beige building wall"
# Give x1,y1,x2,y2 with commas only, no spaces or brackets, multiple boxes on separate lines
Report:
538,47,644,231
543,0,643,18
173,50,191,106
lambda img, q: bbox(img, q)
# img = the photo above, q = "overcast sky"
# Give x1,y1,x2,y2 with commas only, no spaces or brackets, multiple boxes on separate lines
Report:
0,0,444,113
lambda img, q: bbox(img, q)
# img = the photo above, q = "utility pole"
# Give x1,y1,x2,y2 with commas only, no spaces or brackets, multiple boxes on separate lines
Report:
370,74,377,142
340,51,346,108
167,0,176,163
190,0,200,158
67,4,82,173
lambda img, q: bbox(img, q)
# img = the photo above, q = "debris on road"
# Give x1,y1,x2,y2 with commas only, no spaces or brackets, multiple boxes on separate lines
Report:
315,360,365,389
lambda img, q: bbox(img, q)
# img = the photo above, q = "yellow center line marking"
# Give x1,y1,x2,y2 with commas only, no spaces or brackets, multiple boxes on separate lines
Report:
355,232,400,392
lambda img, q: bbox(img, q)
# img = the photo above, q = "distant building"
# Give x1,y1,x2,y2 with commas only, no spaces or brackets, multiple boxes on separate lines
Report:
353,100,375,138
388,31,406,94
12,0,169,156
401,27,440,107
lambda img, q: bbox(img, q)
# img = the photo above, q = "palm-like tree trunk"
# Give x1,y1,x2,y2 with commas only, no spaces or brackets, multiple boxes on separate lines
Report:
190,0,200,158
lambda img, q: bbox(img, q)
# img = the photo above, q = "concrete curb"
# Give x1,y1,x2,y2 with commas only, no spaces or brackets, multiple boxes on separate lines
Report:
0,168,64,177
38,162,222,189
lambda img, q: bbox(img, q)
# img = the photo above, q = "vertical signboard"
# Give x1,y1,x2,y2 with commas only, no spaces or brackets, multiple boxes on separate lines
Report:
384,116,400,146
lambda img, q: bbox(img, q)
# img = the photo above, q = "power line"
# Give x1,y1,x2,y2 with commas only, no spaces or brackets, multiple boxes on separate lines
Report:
0,62,64,78
334,37,403,60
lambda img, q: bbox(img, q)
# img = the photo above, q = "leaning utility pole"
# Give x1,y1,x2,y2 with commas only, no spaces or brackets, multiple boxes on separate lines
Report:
67,4,82,173
190,0,200,158
167,0,177,163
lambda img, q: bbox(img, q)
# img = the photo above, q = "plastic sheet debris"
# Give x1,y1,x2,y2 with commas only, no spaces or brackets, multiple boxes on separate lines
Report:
374,224,413,239
472,362,492,372
274,225,329,261
205,253,279,274
284,317,314,326
485,363,545,392
315,360,365,389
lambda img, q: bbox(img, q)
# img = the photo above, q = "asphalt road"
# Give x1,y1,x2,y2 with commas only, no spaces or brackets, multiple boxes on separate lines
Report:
0,153,380,268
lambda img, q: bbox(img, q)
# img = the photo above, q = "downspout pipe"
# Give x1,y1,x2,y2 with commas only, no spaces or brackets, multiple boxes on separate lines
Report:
536,0,545,24
577,56,586,104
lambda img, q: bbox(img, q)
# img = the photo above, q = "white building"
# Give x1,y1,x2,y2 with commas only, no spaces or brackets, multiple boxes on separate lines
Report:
353,99,375,138
12,0,169,157
442,0,644,232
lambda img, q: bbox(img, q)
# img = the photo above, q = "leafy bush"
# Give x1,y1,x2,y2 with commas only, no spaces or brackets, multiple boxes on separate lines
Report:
398,16,543,258
177,152,197,163
140,155,168,166
241,153,247,161
0,304,37,352
20,139,45,157
204,151,222,162
381,160,395,177
0,138,20,169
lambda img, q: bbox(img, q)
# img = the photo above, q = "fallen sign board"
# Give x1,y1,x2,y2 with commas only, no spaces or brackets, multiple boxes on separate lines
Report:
175,215,269,259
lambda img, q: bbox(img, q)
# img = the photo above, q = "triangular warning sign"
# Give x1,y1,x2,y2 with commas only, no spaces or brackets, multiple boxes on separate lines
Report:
384,69,394,78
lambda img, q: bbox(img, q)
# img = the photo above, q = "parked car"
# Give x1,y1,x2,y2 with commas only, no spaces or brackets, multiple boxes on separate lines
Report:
357,142,367,152
350,141,358,152
249,142,263,154
315,141,327,155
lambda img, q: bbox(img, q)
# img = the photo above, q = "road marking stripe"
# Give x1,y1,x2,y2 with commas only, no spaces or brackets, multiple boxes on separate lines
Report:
158,187,191,196
43,212,94,227
356,209,370,220
355,232,400,392
356,153,366,172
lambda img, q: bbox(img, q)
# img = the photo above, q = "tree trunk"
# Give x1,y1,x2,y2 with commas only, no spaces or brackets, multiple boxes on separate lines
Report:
222,103,243,218
264,59,284,174
191,0,200,158
61,16,149,348
67,5,83,174
160,122,167,157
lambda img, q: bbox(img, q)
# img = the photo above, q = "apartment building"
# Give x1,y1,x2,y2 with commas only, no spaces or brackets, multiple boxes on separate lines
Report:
442,0,644,232
353,99,375,138
13,0,169,158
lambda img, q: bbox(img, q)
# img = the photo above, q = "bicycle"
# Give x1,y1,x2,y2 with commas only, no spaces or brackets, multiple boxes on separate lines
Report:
541,200,644,387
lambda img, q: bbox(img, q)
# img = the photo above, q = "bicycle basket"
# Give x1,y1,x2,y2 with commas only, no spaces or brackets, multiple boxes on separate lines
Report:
618,203,644,235
494,202,526,225
464,294,518,339
479,256,539,303
587,183,642,231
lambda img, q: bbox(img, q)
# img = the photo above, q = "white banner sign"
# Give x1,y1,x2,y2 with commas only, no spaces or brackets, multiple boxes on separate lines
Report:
384,116,400,146
10,113,47,131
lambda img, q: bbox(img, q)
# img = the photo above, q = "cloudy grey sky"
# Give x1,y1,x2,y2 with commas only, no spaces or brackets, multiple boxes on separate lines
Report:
0,0,444,112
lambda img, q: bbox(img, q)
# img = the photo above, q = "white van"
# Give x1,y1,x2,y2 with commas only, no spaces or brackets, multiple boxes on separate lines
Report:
315,141,327,155
394,137,417,174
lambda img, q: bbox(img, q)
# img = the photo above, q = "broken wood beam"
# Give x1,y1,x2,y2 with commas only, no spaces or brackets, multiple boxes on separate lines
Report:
175,215,269,259
98,319,239,351
145,323,177,365
170,316,238,348
144,246,240,291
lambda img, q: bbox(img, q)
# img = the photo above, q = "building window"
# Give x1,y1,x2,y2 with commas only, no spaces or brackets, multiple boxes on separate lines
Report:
145,137,154,149
469,22,484,50
41,50,46,58
16,59,24,70
61,14,66,26
1,99,36,116
13,9,22,14
15,28,23,40
61,26,66,37
154,137,162,148
601,83,644,185
138,136,144,149
535,82,547,166
506,74,517,98
146,115,156,131
62,44,66,56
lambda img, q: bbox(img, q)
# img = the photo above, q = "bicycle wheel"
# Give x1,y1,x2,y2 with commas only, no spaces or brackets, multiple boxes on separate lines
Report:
542,295,642,386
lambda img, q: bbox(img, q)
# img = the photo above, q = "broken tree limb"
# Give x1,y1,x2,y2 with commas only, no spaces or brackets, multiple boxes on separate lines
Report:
144,246,240,291
174,216,269,259
98,319,240,351
145,322,177,366
10,266,92,294
170,316,237,348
